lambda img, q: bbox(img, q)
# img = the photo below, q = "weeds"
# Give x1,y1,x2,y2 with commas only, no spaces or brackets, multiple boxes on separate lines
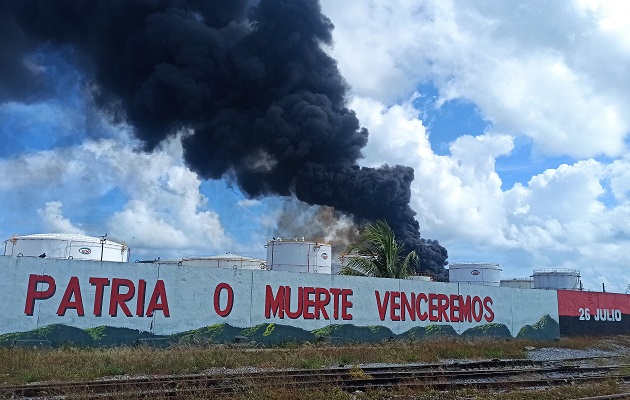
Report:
0,336,612,385
348,365,372,380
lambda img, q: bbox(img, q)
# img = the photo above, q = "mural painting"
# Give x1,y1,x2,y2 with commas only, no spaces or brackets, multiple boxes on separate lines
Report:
0,256,560,347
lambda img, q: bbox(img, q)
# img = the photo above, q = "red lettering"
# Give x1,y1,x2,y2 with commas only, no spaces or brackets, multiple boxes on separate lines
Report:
472,296,483,322
437,294,449,322
483,296,494,322
375,291,390,321
109,278,135,317
57,276,84,316
416,293,428,321
330,288,342,319
459,295,472,322
285,287,304,319
428,293,438,322
89,277,109,316
146,280,170,317
268,286,351,321
390,291,401,321
449,294,459,322
401,292,415,321
136,279,146,317
315,287,330,319
302,287,316,319
214,282,234,317
341,289,353,320
265,285,285,318
27,275,170,318
24,274,56,316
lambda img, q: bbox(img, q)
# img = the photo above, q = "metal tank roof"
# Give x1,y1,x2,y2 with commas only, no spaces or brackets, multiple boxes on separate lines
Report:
4,233,129,262
6,233,125,245
181,253,263,261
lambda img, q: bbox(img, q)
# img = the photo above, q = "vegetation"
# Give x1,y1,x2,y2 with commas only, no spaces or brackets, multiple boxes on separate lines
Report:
341,220,417,278
1,336,628,399
0,336,623,385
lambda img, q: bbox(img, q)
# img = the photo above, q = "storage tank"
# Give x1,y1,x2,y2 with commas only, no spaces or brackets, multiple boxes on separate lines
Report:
3,233,129,262
532,269,581,290
448,262,501,286
500,278,534,289
331,260,342,275
152,253,266,270
408,274,433,282
266,238,332,274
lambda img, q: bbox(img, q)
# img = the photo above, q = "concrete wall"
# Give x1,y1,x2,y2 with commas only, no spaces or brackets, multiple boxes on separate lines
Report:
557,290,630,336
0,256,560,345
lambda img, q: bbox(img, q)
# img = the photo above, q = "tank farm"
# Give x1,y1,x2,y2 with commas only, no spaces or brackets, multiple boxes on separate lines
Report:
1,233,628,348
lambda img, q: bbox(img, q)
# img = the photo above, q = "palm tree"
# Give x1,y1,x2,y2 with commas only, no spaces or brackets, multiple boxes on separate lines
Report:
340,220,417,279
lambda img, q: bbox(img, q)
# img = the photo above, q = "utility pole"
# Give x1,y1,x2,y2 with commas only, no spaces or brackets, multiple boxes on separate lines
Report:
100,234,107,262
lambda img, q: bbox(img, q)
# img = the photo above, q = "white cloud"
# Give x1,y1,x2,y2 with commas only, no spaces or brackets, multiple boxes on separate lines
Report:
352,96,513,244
238,199,261,208
577,0,630,49
507,160,606,223
608,155,630,201
321,0,630,158
350,92,630,292
37,201,85,234
349,96,431,168
0,133,234,258
86,136,234,257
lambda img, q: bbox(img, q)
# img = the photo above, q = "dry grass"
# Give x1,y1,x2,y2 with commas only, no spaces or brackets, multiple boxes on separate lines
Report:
0,336,617,385
1,336,627,399
19,380,623,400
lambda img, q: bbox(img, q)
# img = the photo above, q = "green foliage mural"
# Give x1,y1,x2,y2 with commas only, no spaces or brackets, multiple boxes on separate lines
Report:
313,324,395,344
240,323,316,346
171,324,243,345
0,315,559,348
462,323,512,339
516,314,560,340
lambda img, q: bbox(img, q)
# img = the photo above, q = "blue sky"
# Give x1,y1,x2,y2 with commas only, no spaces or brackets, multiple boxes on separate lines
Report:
2,0,630,293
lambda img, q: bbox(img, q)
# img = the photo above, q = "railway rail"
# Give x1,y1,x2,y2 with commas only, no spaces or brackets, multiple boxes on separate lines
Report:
3,357,630,399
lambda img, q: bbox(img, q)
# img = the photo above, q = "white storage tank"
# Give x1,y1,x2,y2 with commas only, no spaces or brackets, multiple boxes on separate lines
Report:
532,269,581,290
266,238,332,274
449,262,501,286
500,278,534,289
3,233,129,262
331,260,342,275
155,253,266,270
408,274,433,282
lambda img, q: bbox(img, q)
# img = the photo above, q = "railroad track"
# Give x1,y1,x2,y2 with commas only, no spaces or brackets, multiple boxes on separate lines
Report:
3,357,629,399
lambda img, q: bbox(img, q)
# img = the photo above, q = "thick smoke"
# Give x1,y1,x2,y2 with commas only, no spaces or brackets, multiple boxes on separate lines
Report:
1,0,448,278
275,201,360,258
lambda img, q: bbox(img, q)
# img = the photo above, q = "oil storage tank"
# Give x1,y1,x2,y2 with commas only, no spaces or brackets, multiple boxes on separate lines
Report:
408,274,433,282
532,268,581,290
500,278,534,289
266,238,332,274
449,262,501,286
3,233,129,262
154,253,266,270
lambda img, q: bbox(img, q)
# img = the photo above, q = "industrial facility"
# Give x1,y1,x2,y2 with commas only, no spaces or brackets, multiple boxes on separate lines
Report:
3,233,129,262
448,262,584,292
2,234,587,291
448,262,501,287
1,232,628,343
135,237,333,274
531,268,582,290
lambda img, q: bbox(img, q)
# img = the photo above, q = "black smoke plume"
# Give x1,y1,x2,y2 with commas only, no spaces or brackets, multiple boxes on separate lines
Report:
1,0,448,278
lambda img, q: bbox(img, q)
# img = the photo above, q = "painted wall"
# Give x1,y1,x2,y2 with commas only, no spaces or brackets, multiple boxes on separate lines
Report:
557,290,630,336
0,256,560,346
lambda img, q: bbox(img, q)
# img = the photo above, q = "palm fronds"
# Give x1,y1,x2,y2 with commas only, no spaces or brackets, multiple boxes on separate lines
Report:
341,220,417,279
